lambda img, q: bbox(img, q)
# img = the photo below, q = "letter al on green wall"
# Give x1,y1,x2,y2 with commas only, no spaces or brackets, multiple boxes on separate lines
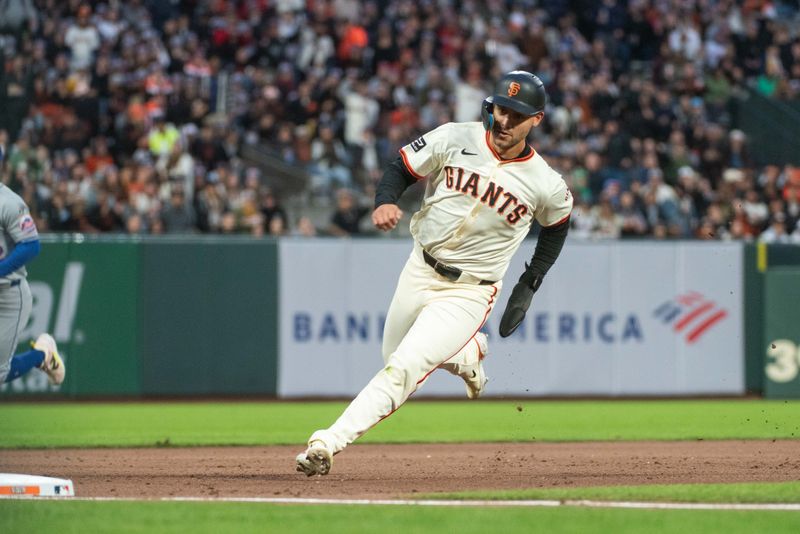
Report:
23,262,85,343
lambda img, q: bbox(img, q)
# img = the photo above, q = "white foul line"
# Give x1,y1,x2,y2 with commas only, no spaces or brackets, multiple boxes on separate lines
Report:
12,496,800,511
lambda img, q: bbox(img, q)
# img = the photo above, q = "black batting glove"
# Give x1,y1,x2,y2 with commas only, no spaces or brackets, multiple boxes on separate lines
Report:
499,267,543,338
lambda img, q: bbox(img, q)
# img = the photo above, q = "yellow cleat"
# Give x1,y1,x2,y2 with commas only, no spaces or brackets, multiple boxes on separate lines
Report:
34,333,65,385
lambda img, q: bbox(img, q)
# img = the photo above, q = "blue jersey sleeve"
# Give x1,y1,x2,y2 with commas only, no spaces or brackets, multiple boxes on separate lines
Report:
0,239,40,277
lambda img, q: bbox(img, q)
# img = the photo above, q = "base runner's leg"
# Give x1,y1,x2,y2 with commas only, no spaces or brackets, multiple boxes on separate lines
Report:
0,282,33,384
310,283,497,454
441,332,485,368
439,331,490,399
380,253,425,365
297,251,428,476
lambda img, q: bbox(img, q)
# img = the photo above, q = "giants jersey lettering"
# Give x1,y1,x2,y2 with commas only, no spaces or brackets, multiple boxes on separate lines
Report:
399,122,572,282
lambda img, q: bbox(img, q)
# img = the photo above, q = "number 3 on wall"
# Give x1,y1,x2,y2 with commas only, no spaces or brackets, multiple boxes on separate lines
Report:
765,340,800,383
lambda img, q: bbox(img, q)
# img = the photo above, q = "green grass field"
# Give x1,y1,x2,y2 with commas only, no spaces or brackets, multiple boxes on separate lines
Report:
431,481,800,503
1,399,798,448
3,500,800,534
2,500,800,534
1,399,799,533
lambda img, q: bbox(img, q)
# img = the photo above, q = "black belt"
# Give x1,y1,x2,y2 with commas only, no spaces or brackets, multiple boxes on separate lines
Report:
422,249,496,285
1,279,21,289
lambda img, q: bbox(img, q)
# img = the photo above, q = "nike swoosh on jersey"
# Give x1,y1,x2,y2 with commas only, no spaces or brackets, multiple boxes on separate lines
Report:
460,148,478,155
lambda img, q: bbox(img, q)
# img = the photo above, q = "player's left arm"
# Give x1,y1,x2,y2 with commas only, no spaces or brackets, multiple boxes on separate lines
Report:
0,239,40,277
499,181,572,338
0,206,41,278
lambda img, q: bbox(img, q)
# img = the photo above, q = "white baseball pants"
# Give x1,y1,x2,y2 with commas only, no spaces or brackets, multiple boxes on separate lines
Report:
310,243,500,454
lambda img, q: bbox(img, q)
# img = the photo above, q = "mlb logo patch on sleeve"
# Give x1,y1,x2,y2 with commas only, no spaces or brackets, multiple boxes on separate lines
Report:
20,215,35,231
410,136,427,152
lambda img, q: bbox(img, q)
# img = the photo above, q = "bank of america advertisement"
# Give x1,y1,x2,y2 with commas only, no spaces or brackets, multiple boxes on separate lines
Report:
279,240,744,397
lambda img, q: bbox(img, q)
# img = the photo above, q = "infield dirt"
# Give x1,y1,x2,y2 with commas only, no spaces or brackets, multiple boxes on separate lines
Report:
2,440,799,498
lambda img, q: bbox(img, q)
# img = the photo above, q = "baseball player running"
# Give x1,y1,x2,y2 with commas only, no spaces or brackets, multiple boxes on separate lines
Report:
0,145,64,387
296,71,572,476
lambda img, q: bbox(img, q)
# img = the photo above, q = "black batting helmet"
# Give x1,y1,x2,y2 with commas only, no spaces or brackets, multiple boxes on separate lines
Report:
481,71,547,130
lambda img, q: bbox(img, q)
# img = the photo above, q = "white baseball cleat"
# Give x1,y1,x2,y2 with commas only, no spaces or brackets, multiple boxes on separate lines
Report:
464,333,489,400
295,440,332,477
34,333,65,385
464,364,488,400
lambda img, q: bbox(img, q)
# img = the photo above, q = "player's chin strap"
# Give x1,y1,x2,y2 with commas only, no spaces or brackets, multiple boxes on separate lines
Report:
481,98,494,131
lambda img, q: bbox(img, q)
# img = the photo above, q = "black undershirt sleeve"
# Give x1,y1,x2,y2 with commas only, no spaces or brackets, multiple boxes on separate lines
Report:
527,218,570,279
374,156,418,208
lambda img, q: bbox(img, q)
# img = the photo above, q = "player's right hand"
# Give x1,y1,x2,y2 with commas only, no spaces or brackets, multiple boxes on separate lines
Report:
372,204,404,231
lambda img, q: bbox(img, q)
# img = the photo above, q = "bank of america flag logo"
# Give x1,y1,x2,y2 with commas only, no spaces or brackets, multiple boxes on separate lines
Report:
653,291,728,344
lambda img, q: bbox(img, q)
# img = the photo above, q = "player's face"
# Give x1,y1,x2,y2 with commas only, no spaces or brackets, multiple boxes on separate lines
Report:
491,105,544,153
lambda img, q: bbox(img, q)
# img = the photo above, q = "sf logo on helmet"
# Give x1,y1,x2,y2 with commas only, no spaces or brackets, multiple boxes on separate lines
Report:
507,82,521,97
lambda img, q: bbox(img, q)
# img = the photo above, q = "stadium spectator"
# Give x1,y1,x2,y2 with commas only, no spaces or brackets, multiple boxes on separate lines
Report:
759,212,793,243
148,117,180,158
0,0,798,242
64,5,100,72
293,215,318,237
0,0,37,43
161,188,195,234
309,125,354,195
328,189,369,237
259,187,288,236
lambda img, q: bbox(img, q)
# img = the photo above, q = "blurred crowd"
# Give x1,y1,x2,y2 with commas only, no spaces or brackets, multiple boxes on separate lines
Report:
1,0,800,242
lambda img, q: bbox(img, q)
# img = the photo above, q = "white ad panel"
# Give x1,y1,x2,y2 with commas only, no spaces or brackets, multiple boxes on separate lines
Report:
278,240,409,397
279,239,744,397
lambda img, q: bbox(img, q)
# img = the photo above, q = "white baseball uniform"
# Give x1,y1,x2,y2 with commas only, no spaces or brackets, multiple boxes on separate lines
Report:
309,121,572,454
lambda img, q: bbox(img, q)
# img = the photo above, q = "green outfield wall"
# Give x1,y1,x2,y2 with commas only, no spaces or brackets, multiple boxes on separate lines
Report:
763,269,800,398
743,244,800,395
0,235,279,397
139,239,278,395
